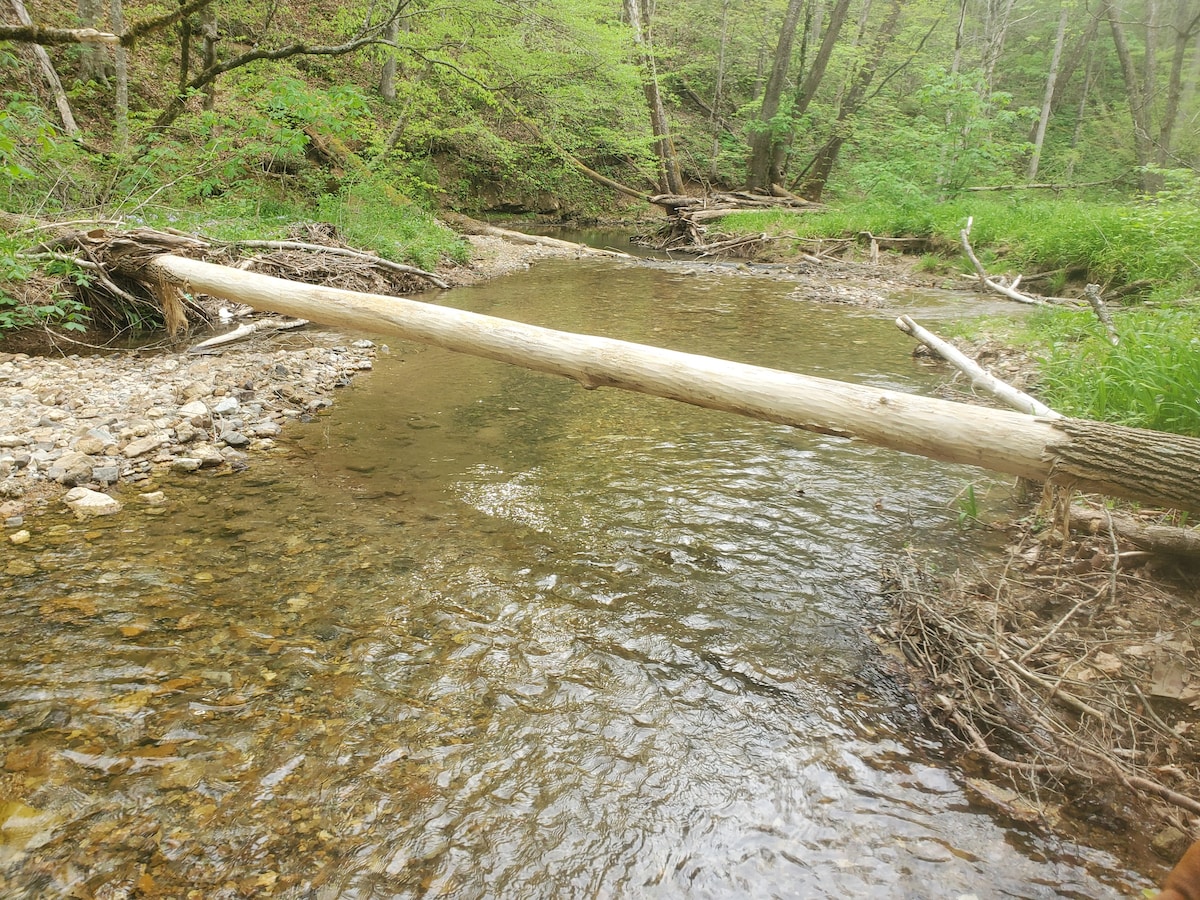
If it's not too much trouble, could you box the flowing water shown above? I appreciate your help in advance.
[1,257,1148,898]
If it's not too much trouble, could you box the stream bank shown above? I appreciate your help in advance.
[0,234,576,531]
[1,223,1192,891]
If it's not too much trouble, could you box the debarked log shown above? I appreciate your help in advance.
[146,254,1200,514]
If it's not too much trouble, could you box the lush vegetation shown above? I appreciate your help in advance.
[0,0,1197,433]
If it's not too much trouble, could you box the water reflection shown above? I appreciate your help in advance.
[1,258,1144,897]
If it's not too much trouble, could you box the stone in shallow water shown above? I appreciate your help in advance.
[62,487,122,518]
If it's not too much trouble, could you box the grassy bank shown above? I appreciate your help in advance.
[722,188,1200,437]
[724,188,1200,301]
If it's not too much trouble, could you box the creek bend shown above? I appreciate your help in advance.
[1,256,1145,897]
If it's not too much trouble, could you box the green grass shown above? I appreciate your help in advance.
[721,193,1200,299]
[1028,305,1200,437]
[732,188,1200,437]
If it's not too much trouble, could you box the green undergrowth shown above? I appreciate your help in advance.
[953,304,1200,437]
[723,186,1200,300]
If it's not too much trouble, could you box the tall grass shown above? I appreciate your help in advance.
[1029,306,1200,437]
[721,192,1200,298]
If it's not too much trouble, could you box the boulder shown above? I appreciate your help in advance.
[47,450,94,486]
[62,487,122,518]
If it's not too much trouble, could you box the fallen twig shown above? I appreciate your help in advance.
[1083,283,1120,345]
[1069,505,1200,558]
[231,240,451,289]
[187,317,308,354]
[959,217,1045,306]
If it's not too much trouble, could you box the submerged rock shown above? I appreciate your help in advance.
[62,487,122,518]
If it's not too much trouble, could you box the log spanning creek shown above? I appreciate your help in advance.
[1,252,1150,897]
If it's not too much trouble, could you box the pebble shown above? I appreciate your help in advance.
[0,335,377,523]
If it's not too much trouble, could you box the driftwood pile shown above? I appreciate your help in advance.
[635,190,821,257]
[881,523,1200,833]
[0,214,448,342]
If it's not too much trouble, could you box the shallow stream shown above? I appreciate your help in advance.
[0,256,1148,897]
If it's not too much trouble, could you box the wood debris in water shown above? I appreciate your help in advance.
[879,515,1200,839]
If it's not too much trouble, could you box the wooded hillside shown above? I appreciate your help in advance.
[2,0,1197,218]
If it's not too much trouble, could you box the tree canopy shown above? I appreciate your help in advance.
[0,0,1197,215]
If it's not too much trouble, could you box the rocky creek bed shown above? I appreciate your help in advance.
[0,233,575,540]
[1,227,1195,888]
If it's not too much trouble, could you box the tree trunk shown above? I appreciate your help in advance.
[746,0,805,193]
[775,0,853,185]
[708,0,731,182]
[77,0,109,82]
[199,2,217,110]
[379,14,399,102]
[177,0,191,90]
[1048,9,1101,117]
[9,0,80,136]
[110,0,128,150]
[624,0,683,195]
[1028,3,1069,181]
[980,0,1019,92]
[1107,1,1158,190]
[796,0,904,200]
[1158,3,1200,166]
[144,254,1200,515]
[1065,42,1096,178]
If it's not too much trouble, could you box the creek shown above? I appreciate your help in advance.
[0,254,1148,897]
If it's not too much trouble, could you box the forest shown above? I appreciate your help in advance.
[1,0,1199,434]
[5,3,1200,890]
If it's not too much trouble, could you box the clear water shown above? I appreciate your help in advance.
[0,257,1145,897]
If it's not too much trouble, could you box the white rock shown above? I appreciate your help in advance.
[179,400,209,418]
[62,487,122,518]
[123,435,167,458]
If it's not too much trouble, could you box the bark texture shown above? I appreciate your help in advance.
[144,254,1200,514]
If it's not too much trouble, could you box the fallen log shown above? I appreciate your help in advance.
[1069,506,1200,558]
[144,254,1200,514]
[960,217,1045,306]
[440,212,633,259]
[896,315,1058,418]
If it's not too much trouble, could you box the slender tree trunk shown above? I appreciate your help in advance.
[110,0,128,150]
[1049,9,1101,115]
[177,0,191,90]
[1182,26,1200,123]
[1028,3,1070,181]
[709,0,731,181]
[980,0,1019,92]
[746,0,805,192]
[774,0,853,185]
[77,0,109,82]
[9,0,80,135]
[936,0,968,193]
[379,15,399,102]
[797,0,904,200]
[1065,45,1095,179]
[1158,4,1200,166]
[1107,0,1158,190]
[625,0,683,195]
[199,2,217,111]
